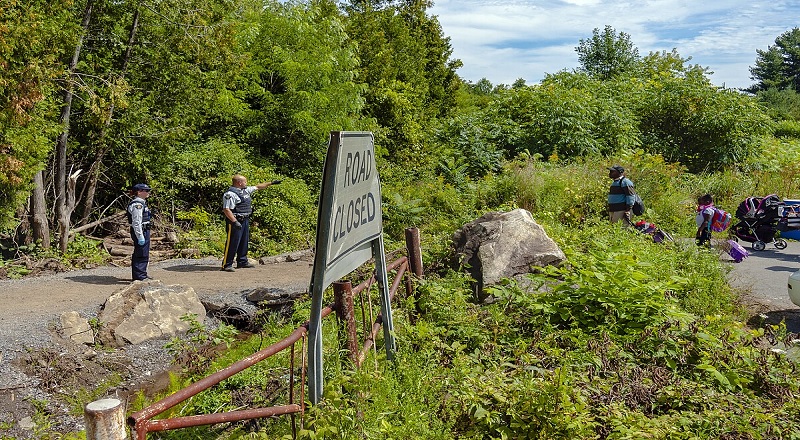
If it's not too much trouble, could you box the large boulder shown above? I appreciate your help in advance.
[453,208,565,298]
[97,280,206,347]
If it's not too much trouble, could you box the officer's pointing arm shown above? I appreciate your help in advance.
[254,180,281,190]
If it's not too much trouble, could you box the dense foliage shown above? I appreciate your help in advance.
[3,4,800,437]
[126,159,800,440]
[2,5,797,253]
[575,25,640,80]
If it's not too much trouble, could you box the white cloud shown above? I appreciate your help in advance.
[430,0,798,89]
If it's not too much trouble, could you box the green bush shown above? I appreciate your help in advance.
[773,119,800,139]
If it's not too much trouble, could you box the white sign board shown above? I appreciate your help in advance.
[322,133,382,288]
[308,131,394,404]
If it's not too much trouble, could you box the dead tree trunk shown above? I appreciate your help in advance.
[56,0,94,252]
[80,8,140,225]
[30,170,50,249]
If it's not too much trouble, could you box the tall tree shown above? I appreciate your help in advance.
[54,0,94,252]
[343,0,461,164]
[78,7,140,225]
[0,0,73,233]
[575,25,640,80]
[63,0,257,217]
[232,0,365,183]
[749,27,800,93]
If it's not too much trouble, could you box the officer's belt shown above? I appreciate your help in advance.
[130,222,151,230]
[234,214,250,219]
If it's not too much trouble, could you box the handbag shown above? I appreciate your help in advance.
[632,193,645,216]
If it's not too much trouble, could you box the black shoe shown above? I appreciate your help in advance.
[237,262,256,268]
[221,266,235,272]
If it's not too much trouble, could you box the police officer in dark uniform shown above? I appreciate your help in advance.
[221,175,281,272]
[127,183,153,281]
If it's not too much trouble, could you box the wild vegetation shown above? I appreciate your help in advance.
[3,0,800,438]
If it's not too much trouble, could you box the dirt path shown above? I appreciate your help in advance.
[0,255,314,344]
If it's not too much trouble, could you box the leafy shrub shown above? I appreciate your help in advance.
[773,119,800,138]
[164,314,238,377]
[174,207,224,256]
[250,177,317,255]
[58,234,109,268]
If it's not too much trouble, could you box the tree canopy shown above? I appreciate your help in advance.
[0,5,790,253]
[575,25,640,80]
[749,27,800,93]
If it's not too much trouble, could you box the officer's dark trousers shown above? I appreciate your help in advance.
[223,217,250,268]
[130,228,150,280]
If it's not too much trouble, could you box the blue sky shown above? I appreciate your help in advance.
[428,0,799,89]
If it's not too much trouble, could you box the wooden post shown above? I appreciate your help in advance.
[405,227,423,278]
[333,281,359,366]
[85,398,127,439]
[405,227,424,319]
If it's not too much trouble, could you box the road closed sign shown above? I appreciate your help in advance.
[315,131,383,289]
[308,131,394,404]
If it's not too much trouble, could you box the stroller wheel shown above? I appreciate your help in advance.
[775,239,788,250]
[752,241,766,251]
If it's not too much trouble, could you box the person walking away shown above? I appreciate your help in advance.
[221,175,282,272]
[127,183,153,281]
[696,194,715,246]
[607,165,635,226]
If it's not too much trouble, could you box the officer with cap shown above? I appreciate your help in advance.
[221,175,282,271]
[607,165,635,226]
[127,183,153,280]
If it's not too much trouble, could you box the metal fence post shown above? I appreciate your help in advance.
[405,227,423,278]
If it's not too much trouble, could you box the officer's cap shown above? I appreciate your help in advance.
[608,165,625,174]
[131,183,152,192]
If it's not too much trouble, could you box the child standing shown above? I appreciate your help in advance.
[696,194,715,246]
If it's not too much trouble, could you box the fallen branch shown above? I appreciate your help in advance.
[69,211,126,236]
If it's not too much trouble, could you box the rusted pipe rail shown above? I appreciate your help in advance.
[127,227,422,439]
[357,258,407,364]
[129,305,333,439]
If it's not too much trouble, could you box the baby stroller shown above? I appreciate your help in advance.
[776,201,800,233]
[729,194,787,251]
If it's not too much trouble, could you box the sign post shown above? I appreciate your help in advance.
[307,132,395,404]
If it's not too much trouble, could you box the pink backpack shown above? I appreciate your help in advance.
[700,204,732,232]
[710,207,732,232]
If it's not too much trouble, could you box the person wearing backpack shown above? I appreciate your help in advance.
[696,194,715,246]
[607,165,635,226]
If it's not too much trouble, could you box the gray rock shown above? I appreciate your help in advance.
[97,280,206,347]
[59,311,94,345]
[453,208,565,298]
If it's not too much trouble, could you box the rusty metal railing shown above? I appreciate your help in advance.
[127,228,423,439]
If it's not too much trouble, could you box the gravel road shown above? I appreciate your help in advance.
[725,239,800,332]
[0,256,313,350]
[0,255,313,436]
